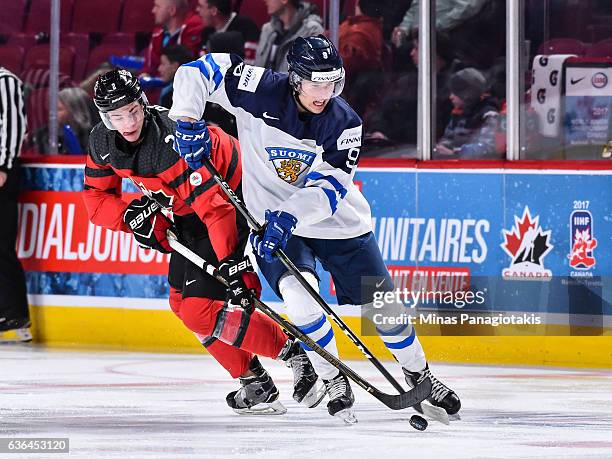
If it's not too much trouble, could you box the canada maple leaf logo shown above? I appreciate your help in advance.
[501,207,553,266]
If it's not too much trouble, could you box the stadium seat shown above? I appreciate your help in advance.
[537,38,585,56]
[25,87,49,135]
[72,0,122,34]
[239,0,271,29]
[102,32,136,47]
[24,0,73,33]
[121,0,155,33]
[586,38,612,58]
[24,45,76,77]
[85,44,135,77]
[0,45,25,75]
[0,0,26,35]
[7,34,37,51]
[63,33,90,80]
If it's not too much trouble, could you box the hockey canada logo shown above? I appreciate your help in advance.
[266,147,316,184]
[569,210,597,271]
[133,181,174,209]
[501,207,553,280]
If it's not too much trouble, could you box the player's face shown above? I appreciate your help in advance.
[108,101,145,142]
[297,80,335,114]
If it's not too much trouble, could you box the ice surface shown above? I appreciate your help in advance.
[1,347,611,458]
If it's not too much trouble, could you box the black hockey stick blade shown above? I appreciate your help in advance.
[371,377,432,410]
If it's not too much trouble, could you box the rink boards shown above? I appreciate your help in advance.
[17,158,612,368]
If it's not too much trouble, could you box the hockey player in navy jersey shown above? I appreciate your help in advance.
[169,35,460,422]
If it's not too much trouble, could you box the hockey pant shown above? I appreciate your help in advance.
[169,288,288,378]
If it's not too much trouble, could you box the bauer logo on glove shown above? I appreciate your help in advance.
[123,196,174,253]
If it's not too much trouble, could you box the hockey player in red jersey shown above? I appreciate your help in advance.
[83,69,324,414]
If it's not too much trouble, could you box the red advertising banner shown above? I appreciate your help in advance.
[17,191,170,275]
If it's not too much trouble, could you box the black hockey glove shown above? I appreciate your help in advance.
[123,196,173,253]
[217,256,262,313]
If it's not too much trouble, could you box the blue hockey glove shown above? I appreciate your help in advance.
[173,119,212,170]
[250,210,298,263]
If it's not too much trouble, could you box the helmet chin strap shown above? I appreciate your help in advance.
[293,91,309,113]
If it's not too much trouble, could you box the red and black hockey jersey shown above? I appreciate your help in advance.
[83,106,242,262]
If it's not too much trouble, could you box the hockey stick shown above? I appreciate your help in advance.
[166,230,431,411]
[199,157,409,393]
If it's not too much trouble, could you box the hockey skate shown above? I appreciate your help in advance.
[323,372,357,424]
[278,340,326,408]
[404,363,461,417]
[226,357,287,415]
[0,318,32,344]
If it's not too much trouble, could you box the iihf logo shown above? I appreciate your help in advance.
[501,206,553,280]
[569,210,597,271]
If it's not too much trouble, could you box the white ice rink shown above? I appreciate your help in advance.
[1,347,611,459]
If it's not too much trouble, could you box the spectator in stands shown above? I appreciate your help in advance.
[408,30,460,139]
[362,72,418,152]
[435,67,501,159]
[0,67,30,343]
[144,0,204,75]
[391,0,504,69]
[255,0,324,73]
[197,0,260,64]
[33,87,99,154]
[158,45,194,108]
[338,0,385,85]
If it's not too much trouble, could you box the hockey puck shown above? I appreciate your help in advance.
[409,414,428,431]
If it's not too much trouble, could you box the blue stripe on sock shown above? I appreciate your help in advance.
[298,315,327,335]
[301,327,334,352]
[383,327,416,350]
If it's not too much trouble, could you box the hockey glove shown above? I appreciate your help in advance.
[173,119,212,170]
[218,256,262,313]
[123,196,173,253]
[250,210,298,263]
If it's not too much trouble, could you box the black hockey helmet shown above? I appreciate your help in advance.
[94,69,149,130]
[287,35,345,98]
[94,69,147,113]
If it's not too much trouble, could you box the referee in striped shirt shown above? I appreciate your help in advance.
[0,67,30,342]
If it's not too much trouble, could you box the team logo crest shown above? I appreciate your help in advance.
[501,206,554,280]
[266,147,316,184]
[133,180,174,209]
[569,210,597,270]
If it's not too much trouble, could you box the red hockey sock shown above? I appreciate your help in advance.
[238,310,288,360]
[204,338,253,378]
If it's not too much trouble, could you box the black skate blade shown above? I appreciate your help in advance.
[232,400,287,416]
[373,376,432,410]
